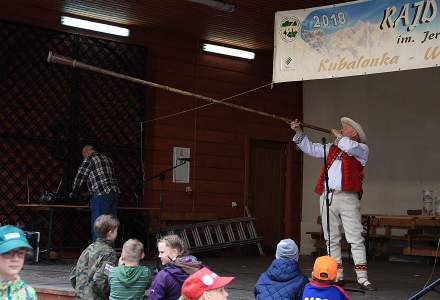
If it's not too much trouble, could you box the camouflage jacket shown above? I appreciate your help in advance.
[0,276,36,300]
[70,238,117,300]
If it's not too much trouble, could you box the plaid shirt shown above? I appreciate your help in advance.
[72,152,120,196]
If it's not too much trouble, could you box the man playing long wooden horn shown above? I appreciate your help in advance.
[291,117,376,291]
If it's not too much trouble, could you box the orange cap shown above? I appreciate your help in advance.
[312,256,337,281]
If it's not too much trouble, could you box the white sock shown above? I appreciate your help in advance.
[356,270,368,284]
[337,269,344,281]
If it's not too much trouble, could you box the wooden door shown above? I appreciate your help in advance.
[249,140,287,253]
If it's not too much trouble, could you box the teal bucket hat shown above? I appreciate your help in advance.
[0,225,32,254]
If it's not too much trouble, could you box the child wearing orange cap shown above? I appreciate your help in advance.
[179,267,234,300]
[302,256,349,300]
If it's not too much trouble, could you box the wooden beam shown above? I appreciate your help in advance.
[403,247,439,257]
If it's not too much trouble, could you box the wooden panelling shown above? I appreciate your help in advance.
[195,155,244,170]
[146,191,244,209]
[146,175,244,194]
[197,53,256,73]
[146,137,195,151]
[151,124,195,140]
[194,167,244,183]
[145,166,243,185]
[152,58,197,76]
[196,129,243,144]
[197,65,264,84]
[195,180,243,195]
[0,2,306,239]
[196,141,244,157]
[197,191,242,202]
[152,72,197,91]
[145,44,301,227]
[0,1,352,51]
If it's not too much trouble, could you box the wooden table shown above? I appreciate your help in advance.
[365,214,440,257]
[16,203,159,260]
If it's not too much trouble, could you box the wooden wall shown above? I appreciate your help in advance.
[140,31,303,232]
[0,7,303,240]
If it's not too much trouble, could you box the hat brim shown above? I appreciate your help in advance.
[312,271,336,281]
[0,240,32,254]
[209,276,234,291]
[340,117,367,143]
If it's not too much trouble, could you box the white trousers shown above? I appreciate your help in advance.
[320,191,368,282]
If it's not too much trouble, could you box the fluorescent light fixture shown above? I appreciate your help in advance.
[202,43,255,60]
[187,0,235,12]
[61,16,130,37]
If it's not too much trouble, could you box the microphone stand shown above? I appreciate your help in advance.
[144,160,188,233]
[322,137,331,257]
[143,159,189,272]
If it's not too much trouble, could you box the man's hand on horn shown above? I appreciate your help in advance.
[331,129,343,139]
[290,119,303,133]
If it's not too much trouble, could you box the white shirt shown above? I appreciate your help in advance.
[293,133,369,191]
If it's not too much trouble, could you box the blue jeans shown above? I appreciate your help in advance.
[90,191,119,241]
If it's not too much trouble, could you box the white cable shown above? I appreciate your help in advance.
[142,82,273,124]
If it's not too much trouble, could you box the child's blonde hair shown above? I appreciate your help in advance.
[122,239,144,263]
[94,214,119,239]
[179,287,226,300]
[158,234,187,255]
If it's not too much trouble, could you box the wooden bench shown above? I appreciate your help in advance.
[35,287,75,300]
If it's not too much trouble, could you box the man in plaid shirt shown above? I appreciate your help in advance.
[72,145,121,241]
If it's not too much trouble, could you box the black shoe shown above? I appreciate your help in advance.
[358,281,377,291]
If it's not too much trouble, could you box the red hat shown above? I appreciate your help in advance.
[181,267,234,300]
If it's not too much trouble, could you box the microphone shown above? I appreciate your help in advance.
[178,157,192,162]
[322,137,326,144]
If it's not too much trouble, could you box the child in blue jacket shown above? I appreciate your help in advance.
[255,239,309,300]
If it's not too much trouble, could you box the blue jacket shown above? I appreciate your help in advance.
[255,259,309,300]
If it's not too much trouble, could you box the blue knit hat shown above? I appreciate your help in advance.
[0,225,32,254]
[276,239,299,261]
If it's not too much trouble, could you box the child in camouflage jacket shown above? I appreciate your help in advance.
[70,214,119,300]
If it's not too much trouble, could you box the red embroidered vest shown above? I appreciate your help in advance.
[314,144,364,195]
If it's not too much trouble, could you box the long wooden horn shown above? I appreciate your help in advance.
[47,51,330,134]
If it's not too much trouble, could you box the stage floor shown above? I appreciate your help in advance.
[21,254,439,299]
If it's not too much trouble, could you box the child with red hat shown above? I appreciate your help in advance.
[302,256,349,300]
[179,267,234,300]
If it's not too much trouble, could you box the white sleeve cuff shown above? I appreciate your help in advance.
[293,132,306,144]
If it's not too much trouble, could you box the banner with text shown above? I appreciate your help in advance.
[273,0,440,82]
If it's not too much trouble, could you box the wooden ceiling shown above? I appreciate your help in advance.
[1,0,351,50]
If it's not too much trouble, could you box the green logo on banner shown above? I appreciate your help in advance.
[280,16,301,42]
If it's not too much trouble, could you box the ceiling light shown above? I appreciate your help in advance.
[61,16,130,37]
[202,43,255,60]
[187,0,235,12]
